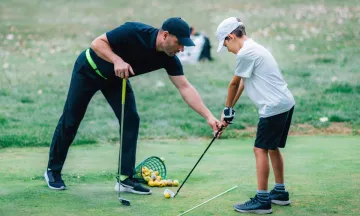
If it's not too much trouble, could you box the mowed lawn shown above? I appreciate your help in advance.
[1,136,359,216]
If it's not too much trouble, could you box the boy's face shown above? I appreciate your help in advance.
[223,34,241,54]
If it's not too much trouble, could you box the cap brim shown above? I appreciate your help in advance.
[217,39,225,52]
[178,37,195,46]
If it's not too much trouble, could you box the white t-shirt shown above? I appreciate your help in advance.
[235,38,295,118]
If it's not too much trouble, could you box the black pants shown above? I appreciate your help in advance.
[199,36,213,61]
[47,51,139,176]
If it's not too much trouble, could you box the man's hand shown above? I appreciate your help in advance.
[206,116,222,137]
[91,33,134,79]
[114,60,135,79]
[223,107,235,124]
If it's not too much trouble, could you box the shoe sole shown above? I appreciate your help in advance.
[271,200,291,205]
[234,208,272,214]
[44,171,66,190]
[115,183,152,195]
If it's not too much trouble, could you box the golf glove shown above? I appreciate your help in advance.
[223,107,235,124]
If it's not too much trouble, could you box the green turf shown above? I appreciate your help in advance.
[0,136,359,215]
[1,0,360,148]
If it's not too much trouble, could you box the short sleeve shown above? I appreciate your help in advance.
[106,22,133,50]
[235,51,255,78]
[164,56,184,76]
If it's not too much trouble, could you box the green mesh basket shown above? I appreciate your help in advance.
[133,156,166,183]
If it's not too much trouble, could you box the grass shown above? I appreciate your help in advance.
[1,0,360,148]
[0,136,359,216]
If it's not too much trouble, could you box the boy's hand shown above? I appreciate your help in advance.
[223,107,235,124]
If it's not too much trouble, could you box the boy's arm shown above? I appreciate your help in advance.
[222,75,242,125]
[225,75,242,107]
[231,78,244,107]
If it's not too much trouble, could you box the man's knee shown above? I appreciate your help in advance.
[124,112,140,126]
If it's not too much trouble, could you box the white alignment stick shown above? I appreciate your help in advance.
[178,185,238,216]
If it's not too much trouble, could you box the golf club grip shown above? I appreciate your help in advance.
[214,125,224,138]
[174,126,223,197]
[121,79,126,104]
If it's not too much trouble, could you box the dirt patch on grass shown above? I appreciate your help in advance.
[290,123,356,135]
[234,123,359,136]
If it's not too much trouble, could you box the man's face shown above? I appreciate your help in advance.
[163,32,184,57]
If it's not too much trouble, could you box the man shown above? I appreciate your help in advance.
[217,17,295,214]
[44,17,221,195]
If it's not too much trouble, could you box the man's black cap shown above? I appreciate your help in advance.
[162,17,195,46]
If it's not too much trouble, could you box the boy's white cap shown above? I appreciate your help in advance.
[216,17,243,52]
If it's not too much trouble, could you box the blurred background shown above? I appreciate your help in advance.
[1,0,360,148]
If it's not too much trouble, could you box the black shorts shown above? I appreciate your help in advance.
[255,106,294,150]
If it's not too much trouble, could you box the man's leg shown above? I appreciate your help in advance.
[101,79,151,195]
[46,58,99,189]
[101,79,139,176]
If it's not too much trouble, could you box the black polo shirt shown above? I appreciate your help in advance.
[88,22,183,79]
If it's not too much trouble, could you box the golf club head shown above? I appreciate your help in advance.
[119,198,131,206]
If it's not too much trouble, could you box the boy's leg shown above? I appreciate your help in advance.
[234,107,294,213]
[234,118,274,214]
[254,147,270,191]
[269,107,294,205]
[269,149,290,205]
[269,148,284,184]
[46,55,99,189]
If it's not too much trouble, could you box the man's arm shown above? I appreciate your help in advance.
[91,34,134,78]
[168,75,220,132]
[91,34,122,63]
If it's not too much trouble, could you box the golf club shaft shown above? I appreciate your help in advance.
[178,185,238,216]
[174,126,223,197]
[117,79,127,201]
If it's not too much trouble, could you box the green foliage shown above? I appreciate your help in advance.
[325,83,354,94]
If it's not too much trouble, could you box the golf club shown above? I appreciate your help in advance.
[174,125,224,198]
[117,78,131,206]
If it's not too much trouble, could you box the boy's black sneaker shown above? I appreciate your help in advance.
[269,189,291,205]
[234,195,272,214]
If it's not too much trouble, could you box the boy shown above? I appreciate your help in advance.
[216,17,295,214]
